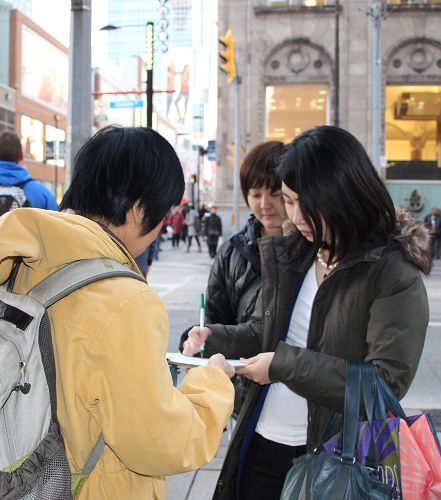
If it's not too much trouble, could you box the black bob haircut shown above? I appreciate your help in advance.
[60,126,184,235]
[278,125,396,265]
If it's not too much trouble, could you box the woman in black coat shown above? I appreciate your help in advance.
[203,141,287,415]
[183,126,431,500]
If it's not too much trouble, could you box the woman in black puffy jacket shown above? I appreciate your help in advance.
[204,141,288,415]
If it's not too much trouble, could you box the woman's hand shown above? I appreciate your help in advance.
[236,352,275,385]
[207,353,235,378]
[182,326,212,356]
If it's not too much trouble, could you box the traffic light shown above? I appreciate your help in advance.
[218,29,236,83]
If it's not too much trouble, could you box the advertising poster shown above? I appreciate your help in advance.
[21,25,69,114]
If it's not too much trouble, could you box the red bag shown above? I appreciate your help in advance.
[378,376,441,499]
[400,413,441,499]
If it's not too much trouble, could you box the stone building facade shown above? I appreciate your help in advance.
[216,0,441,220]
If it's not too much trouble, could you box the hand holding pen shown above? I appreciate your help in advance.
[182,325,212,357]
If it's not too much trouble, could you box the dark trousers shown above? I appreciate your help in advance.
[208,243,218,258]
[187,235,201,249]
[240,432,306,500]
[432,236,441,259]
[172,234,180,247]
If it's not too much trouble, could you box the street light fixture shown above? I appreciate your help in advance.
[99,22,154,128]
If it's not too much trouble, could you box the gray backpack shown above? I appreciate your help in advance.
[0,180,32,216]
[0,258,144,499]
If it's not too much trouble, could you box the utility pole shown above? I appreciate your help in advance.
[233,60,242,232]
[334,0,340,127]
[218,28,240,231]
[368,0,385,174]
[68,0,92,183]
[99,22,155,128]
[145,22,154,128]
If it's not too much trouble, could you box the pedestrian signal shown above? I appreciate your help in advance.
[218,29,236,83]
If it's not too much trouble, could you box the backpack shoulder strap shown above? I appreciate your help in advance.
[82,434,105,475]
[14,178,33,189]
[27,258,145,308]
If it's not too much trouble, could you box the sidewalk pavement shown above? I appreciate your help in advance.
[148,242,441,500]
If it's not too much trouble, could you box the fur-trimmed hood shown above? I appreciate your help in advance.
[280,208,432,274]
[394,207,431,275]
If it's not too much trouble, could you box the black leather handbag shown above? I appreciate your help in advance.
[280,362,394,500]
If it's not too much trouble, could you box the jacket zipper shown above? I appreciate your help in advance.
[0,331,27,463]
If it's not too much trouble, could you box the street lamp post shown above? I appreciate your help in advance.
[145,22,154,128]
[100,22,155,128]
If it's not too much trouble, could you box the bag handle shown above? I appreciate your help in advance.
[376,375,406,420]
[360,363,382,468]
[340,362,362,463]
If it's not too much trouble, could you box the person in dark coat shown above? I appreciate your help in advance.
[424,207,441,259]
[183,126,431,500]
[204,206,223,258]
[204,141,287,416]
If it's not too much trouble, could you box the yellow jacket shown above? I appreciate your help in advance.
[0,208,234,499]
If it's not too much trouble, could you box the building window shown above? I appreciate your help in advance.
[385,85,441,180]
[387,0,441,4]
[45,125,66,168]
[265,84,328,143]
[303,0,328,5]
[0,108,15,133]
[21,115,44,162]
[266,0,333,5]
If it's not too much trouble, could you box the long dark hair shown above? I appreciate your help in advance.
[278,126,396,265]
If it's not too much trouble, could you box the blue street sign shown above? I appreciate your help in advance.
[207,140,216,161]
[109,100,144,109]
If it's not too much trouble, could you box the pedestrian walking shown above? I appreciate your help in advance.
[183,126,431,500]
[204,206,223,258]
[169,206,185,248]
[185,204,202,252]
[0,125,235,499]
[0,131,58,212]
[424,207,441,260]
[180,203,190,244]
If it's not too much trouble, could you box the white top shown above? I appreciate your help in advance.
[255,264,318,446]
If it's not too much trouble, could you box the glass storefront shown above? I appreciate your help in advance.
[265,84,328,143]
[45,124,66,168]
[388,1,441,5]
[385,85,441,180]
[265,0,333,6]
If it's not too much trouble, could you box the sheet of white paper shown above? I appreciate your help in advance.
[166,352,245,369]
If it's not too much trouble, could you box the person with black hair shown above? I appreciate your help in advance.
[200,141,287,416]
[183,126,431,500]
[0,125,234,499]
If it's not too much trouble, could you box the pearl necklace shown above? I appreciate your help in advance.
[316,247,338,271]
